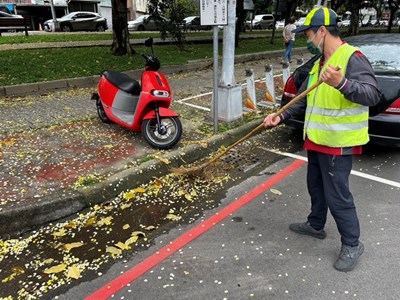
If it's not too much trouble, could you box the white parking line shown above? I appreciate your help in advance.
[175,73,283,110]
[176,91,212,103]
[262,147,400,188]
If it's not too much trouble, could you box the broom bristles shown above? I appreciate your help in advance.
[171,165,205,176]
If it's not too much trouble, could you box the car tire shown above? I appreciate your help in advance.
[138,25,145,31]
[61,24,72,32]
[96,24,106,32]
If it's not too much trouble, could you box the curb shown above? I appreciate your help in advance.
[0,119,263,238]
[0,47,307,98]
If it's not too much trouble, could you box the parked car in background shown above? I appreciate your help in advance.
[341,19,350,26]
[0,4,13,14]
[183,16,211,31]
[275,20,285,29]
[341,19,362,27]
[128,15,168,31]
[0,10,26,33]
[246,14,274,29]
[0,11,22,18]
[361,15,378,27]
[280,34,400,147]
[295,17,306,27]
[44,11,107,32]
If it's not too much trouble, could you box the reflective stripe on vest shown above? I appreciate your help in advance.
[304,44,369,147]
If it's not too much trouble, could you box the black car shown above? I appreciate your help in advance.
[280,33,400,147]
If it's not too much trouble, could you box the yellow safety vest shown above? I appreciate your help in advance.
[304,44,369,147]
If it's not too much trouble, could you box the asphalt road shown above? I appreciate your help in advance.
[58,130,400,300]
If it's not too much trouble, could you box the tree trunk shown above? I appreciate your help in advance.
[330,0,347,13]
[386,0,399,33]
[347,0,361,36]
[111,0,134,56]
[235,0,245,47]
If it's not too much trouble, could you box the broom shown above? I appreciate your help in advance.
[172,76,326,177]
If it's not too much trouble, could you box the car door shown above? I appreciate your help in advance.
[192,16,201,30]
[73,13,96,31]
[145,16,157,31]
[261,15,273,29]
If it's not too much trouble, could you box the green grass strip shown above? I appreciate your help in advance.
[0,36,307,86]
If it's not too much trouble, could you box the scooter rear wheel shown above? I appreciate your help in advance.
[96,98,112,124]
[141,116,182,150]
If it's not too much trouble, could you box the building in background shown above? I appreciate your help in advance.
[98,0,148,30]
[0,0,101,30]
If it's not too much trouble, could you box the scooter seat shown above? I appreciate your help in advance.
[102,70,141,95]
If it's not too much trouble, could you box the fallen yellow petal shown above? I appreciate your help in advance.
[67,265,81,279]
[106,246,122,256]
[64,242,85,252]
[44,263,67,274]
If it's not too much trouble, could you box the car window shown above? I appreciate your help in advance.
[135,16,147,22]
[80,13,95,19]
[63,13,75,19]
[0,6,11,14]
[355,43,400,72]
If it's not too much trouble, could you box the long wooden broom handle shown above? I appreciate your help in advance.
[206,65,343,165]
[206,78,325,165]
[272,65,342,120]
[271,78,323,120]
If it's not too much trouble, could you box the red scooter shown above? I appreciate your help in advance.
[92,38,182,150]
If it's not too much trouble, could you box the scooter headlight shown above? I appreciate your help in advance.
[151,90,170,98]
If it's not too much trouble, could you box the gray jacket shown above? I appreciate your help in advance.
[282,52,382,120]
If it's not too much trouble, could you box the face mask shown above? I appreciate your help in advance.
[307,39,321,55]
[306,29,323,55]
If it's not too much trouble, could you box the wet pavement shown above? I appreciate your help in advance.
[1,40,399,299]
[0,47,312,237]
[0,123,303,299]
[59,137,400,300]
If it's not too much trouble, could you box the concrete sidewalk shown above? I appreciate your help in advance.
[0,45,310,238]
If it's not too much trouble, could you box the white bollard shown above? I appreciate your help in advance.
[258,64,276,107]
[244,68,257,111]
[282,62,291,86]
[297,57,304,66]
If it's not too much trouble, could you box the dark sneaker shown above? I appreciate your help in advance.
[334,242,364,272]
[289,222,327,239]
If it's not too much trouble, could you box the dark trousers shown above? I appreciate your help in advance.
[306,150,360,246]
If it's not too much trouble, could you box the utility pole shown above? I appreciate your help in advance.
[217,0,243,123]
[49,0,60,31]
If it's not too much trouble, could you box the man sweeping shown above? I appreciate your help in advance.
[263,7,381,272]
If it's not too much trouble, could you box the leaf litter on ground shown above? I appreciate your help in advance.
[0,170,233,299]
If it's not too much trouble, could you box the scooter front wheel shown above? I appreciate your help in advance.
[141,117,182,150]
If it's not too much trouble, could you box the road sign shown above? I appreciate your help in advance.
[200,0,228,26]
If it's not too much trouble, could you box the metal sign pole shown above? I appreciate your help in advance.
[213,26,219,133]
[200,0,227,132]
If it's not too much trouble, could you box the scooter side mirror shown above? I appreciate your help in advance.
[144,37,153,48]
[144,37,154,55]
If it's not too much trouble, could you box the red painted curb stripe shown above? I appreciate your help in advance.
[85,159,305,300]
